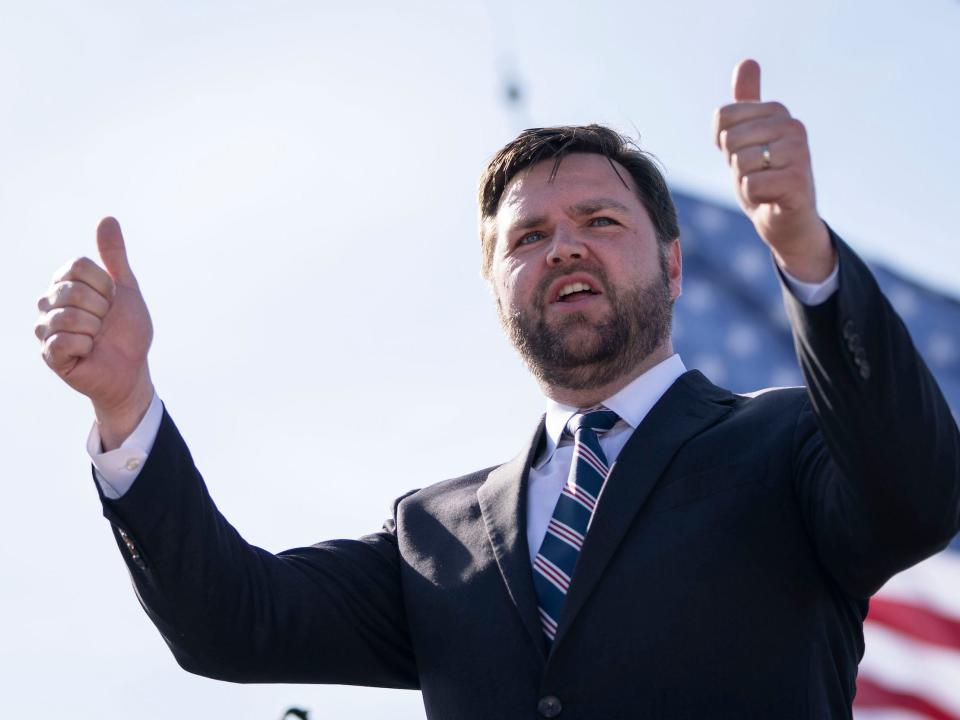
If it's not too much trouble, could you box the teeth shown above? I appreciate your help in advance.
[558,282,593,298]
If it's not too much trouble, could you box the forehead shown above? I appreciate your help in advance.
[495,153,643,227]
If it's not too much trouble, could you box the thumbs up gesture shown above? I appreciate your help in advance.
[35,217,155,447]
[713,59,835,282]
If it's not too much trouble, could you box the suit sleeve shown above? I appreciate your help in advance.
[96,409,420,688]
[783,227,960,598]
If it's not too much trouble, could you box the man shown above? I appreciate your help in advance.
[35,60,960,718]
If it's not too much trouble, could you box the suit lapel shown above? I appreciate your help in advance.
[477,419,548,661]
[551,370,737,650]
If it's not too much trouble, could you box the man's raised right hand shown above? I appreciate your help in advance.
[35,217,155,450]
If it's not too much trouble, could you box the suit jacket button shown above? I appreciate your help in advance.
[842,320,856,340]
[117,528,143,563]
[538,695,562,718]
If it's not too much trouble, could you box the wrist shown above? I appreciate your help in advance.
[772,220,835,283]
[93,370,155,451]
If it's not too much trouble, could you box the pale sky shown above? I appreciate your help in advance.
[3,2,958,718]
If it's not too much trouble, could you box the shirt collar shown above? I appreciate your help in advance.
[536,354,687,469]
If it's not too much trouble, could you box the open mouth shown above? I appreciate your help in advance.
[557,283,598,302]
[550,277,602,304]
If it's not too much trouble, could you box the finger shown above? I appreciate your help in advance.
[740,167,809,206]
[42,332,94,372]
[97,217,137,285]
[728,135,808,180]
[713,101,790,148]
[37,280,111,317]
[35,306,103,342]
[730,142,777,177]
[732,58,761,102]
[52,256,115,300]
[720,115,803,159]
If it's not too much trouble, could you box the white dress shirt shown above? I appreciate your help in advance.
[88,262,840,510]
[526,354,686,562]
[87,391,165,499]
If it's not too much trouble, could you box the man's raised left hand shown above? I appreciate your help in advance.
[713,59,835,282]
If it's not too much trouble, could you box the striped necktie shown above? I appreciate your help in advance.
[533,406,620,644]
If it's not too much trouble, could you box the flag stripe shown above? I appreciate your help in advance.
[873,552,960,622]
[859,623,960,716]
[862,553,960,715]
[868,597,960,653]
[856,677,959,720]
[855,710,930,720]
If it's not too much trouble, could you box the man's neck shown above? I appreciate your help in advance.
[540,342,675,409]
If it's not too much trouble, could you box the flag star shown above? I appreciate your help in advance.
[693,204,731,235]
[684,280,715,315]
[725,324,760,358]
[733,246,767,282]
[927,332,958,367]
[672,318,685,341]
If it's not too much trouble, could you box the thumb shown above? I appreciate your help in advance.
[96,216,137,285]
[732,58,761,102]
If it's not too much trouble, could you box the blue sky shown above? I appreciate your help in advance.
[3,2,958,718]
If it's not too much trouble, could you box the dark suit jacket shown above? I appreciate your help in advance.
[96,233,960,719]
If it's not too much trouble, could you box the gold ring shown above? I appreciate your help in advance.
[760,144,772,169]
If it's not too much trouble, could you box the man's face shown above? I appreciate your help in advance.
[489,153,682,391]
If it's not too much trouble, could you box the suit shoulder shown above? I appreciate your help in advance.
[735,385,808,406]
[394,464,500,511]
[386,464,506,540]
[727,385,810,427]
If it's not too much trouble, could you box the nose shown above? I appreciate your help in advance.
[546,226,588,266]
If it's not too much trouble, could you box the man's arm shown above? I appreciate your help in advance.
[35,218,418,686]
[714,60,960,596]
[783,231,960,596]
[99,405,418,685]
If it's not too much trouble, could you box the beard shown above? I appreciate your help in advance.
[498,256,673,391]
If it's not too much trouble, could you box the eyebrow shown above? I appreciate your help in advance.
[510,198,632,232]
[569,198,632,216]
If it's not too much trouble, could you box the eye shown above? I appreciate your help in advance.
[516,230,545,246]
[589,216,617,227]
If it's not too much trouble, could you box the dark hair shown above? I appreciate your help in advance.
[477,124,679,279]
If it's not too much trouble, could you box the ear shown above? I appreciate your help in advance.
[667,238,682,300]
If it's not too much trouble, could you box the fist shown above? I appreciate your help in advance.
[713,59,833,281]
[35,217,154,418]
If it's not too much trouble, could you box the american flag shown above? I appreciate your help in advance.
[673,192,960,719]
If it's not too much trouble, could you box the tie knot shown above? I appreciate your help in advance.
[566,406,620,437]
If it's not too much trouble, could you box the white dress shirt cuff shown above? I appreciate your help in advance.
[779,257,840,306]
[87,392,164,499]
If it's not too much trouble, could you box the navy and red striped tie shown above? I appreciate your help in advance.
[533,407,620,644]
